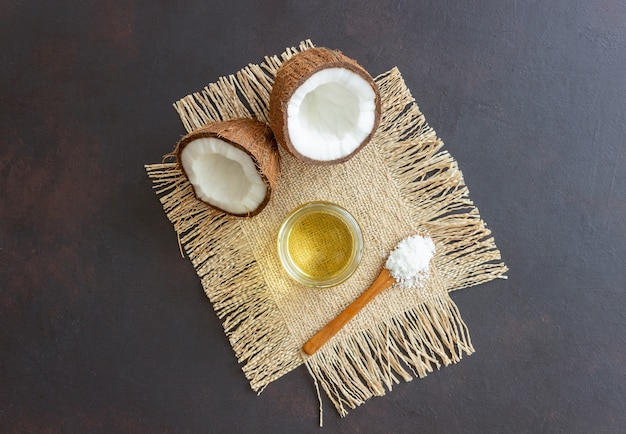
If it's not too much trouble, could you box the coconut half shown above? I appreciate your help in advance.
[269,47,381,165]
[175,118,280,217]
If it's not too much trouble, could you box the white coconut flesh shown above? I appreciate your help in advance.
[286,67,378,161]
[180,137,267,215]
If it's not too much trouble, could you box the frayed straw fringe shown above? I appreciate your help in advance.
[372,69,508,292]
[305,292,473,416]
[173,40,315,133]
[145,39,507,416]
[146,41,316,393]
[145,162,302,390]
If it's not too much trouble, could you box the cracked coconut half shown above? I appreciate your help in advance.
[175,118,280,217]
[270,47,381,165]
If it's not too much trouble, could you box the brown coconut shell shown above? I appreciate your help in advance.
[269,47,381,165]
[175,118,280,217]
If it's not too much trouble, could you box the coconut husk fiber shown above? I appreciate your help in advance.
[145,40,508,419]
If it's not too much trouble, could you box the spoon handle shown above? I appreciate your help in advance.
[302,268,396,356]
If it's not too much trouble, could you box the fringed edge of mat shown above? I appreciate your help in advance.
[144,162,302,391]
[145,41,320,392]
[306,291,473,417]
[172,40,315,133]
[373,68,509,291]
[300,68,508,417]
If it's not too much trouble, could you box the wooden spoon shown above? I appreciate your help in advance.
[302,268,397,356]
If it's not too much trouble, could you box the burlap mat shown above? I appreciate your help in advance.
[145,40,507,417]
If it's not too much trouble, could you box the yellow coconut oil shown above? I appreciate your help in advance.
[278,202,363,287]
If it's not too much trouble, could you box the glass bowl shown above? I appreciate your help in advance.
[277,201,363,288]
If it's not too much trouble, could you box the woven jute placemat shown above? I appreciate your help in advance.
[145,40,507,417]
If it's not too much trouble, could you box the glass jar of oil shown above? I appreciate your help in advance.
[277,201,363,287]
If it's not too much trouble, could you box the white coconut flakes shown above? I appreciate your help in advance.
[385,235,436,288]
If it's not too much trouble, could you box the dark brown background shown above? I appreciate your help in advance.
[2,1,625,432]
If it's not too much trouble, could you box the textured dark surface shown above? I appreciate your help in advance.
[2,1,625,432]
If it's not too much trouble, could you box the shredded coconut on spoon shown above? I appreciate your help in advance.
[385,234,436,287]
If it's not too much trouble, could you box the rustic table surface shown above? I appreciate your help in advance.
[2,1,625,432]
